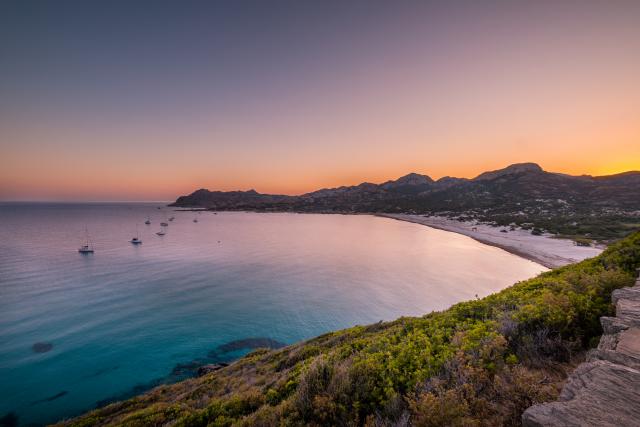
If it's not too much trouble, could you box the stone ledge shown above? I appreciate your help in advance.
[522,274,640,427]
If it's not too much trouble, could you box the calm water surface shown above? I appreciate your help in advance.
[0,203,546,425]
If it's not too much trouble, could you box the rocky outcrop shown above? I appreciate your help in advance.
[196,363,228,376]
[522,271,640,427]
[31,342,53,353]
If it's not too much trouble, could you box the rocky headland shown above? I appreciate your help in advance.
[171,163,640,242]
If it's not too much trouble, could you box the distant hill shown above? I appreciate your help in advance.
[171,163,640,240]
[172,189,294,210]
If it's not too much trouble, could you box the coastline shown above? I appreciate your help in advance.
[378,213,603,268]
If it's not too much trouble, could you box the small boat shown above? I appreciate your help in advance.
[78,244,94,254]
[169,216,175,221]
[193,218,198,223]
[144,217,151,225]
[160,221,169,227]
[78,228,94,254]
[156,230,166,236]
[130,226,142,244]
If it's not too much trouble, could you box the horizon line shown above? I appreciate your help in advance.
[2,163,639,203]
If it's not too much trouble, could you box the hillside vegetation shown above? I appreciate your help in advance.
[61,232,640,427]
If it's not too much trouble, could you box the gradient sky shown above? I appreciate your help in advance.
[1,0,639,201]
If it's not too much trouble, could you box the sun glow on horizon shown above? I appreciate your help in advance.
[1,1,639,201]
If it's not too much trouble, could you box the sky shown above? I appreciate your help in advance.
[1,0,639,201]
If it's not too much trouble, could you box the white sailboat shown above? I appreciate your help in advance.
[144,217,151,225]
[130,225,142,244]
[78,227,94,254]
[156,225,166,236]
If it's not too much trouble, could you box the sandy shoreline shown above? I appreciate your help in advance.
[378,214,603,269]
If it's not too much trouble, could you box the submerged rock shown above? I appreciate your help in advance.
[83,366,119,379]
[197,363,228,376]
[95,339,284,410]
[171,361,201,376]
[31,342,53,353]
[30,391,68,405]
[0,412,18,427]
[215,337,286,354]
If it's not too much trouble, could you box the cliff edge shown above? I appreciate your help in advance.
[522,270,640,426]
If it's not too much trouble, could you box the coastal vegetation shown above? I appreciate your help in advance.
[60,231,640,426]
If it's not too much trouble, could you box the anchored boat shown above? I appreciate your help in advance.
[78,227,94,254]
[130,225,142,244]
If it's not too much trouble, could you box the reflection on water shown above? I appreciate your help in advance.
[0,203,546,425]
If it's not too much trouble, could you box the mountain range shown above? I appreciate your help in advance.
[171,163,640,240]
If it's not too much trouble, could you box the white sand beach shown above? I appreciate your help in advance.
[379,214,604,269]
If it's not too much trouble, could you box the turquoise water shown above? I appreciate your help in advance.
[0,203,546,426]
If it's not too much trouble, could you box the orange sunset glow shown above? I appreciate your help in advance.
[1,1,639,201]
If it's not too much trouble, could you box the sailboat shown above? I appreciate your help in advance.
[156,225,166,236]
[130,225,142,244]
[145,217,151,225]
[193,217,198,223]
[168,216,175,222]
[160,215,169,227]
[78,227,94,254]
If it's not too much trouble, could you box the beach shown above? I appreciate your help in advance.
[379,214,603,268]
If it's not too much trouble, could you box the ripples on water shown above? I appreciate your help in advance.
[0,203,546,425]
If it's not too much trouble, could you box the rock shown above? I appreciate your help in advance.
[30,391,68,405]
[523,361,640,427]
[589,348,640,371]
[170,361,203,378]
[31,342,53,353]
[196,363,227,376]
[0,412,18,427]
[215,337,285,354]
[612,286,640,304]
[600,316,629,335]
[615,298,640,326]
[523,277,640,426]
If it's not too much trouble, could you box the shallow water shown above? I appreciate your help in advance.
[0,203,546,425]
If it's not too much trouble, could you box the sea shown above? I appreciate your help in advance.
[0,203,546,425]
